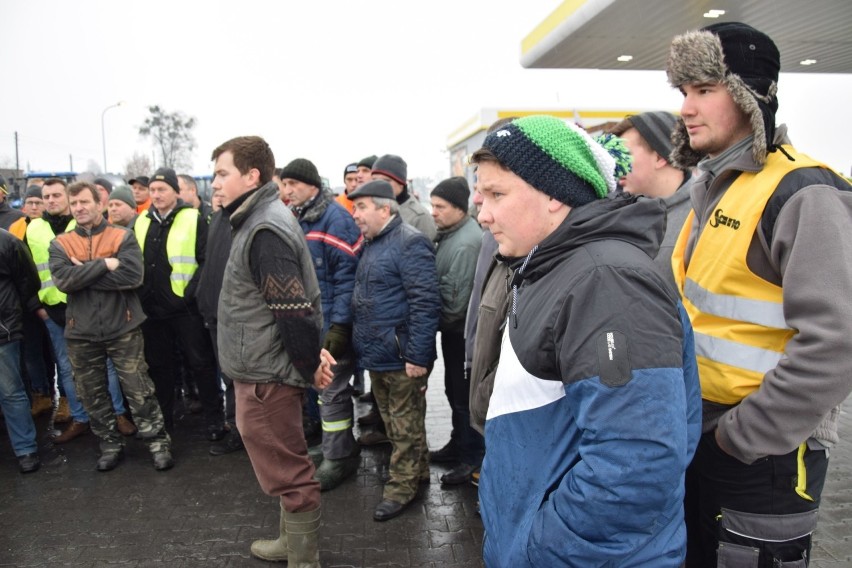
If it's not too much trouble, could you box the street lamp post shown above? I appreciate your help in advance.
[101,101,124,174]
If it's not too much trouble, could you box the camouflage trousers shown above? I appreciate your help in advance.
[370,369,429,504]
[66,328,170,455]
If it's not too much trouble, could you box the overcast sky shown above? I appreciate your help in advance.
[2,0,850,183]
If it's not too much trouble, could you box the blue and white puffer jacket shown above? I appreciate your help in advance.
[480,194,702,567]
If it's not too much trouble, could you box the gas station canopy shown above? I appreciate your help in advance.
[521,0,852,74]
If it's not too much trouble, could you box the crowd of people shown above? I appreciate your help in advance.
[1,21,851,567]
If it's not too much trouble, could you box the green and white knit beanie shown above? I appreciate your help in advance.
[481,115,620,207]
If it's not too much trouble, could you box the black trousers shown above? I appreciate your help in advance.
[141,314,224,432]
[685,431,828,568]
[441,330,484,466]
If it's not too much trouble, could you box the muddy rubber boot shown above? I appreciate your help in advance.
[250,504,288,562]
[285,507,321,567]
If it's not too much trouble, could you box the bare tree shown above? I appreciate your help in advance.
[138,105,197,171]
[125,152,153,179]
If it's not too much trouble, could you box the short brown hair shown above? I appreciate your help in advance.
[43,177,68,189]
[211,136,275,186]
[67,181,99,203]
[470,146,508,170]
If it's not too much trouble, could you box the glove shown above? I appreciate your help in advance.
[323,324,351,359]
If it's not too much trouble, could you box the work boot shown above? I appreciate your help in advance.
[314,449,360,492]
[52,420,90,444]
[54,396,71,424]
[357,408,380,426]
[358,430,390,446]
[96,449,124,472]
[116,415,137,436]
[209,430,245,456]
[428,440,459,464]
[250,504,288,562]
[285,507,321,567]
[30,393,53,417]
[152,450,175,471]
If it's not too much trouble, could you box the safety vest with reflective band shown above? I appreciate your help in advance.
[672,146,828,405]
[134,208,199,297]
[26,217,76,305]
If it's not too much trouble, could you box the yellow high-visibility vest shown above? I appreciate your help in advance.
[672,146,831,404]
[134,208,199,297]
[26,217,76,305]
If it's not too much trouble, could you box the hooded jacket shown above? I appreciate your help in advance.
[480,194,702,567]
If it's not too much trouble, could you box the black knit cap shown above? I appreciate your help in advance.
[344,163,358,178]
[25,185,43,200]
[372,154,407,186]
[151,167,179,193]
[93,177,114,192]
[347,179,394,201]
[357,155,377,169]
[280,158,322,188]
[626,111,678,165]
[431,176,470,211]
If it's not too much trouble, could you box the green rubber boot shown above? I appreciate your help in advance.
[285,507,321,567]
[250,504,287,562]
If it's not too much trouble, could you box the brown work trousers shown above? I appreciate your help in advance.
[234,381,320,513]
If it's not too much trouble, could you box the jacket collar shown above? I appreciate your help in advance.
[229,183,280,230]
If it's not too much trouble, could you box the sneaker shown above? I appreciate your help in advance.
[358,430,390,446]
[54,397,71,424]
[429,441,459,464]
[30,393,53,418]
[116,415,137,436]
[52,420,90,444]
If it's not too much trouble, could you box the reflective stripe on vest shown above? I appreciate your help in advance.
[26,217,76,305]
[134,208,199,297]
[672,146,828,404]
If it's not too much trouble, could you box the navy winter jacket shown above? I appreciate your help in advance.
[351,215,440,371]
[297,190,362,335]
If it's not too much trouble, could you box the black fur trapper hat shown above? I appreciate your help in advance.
[666,22,780,168]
